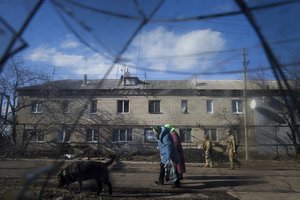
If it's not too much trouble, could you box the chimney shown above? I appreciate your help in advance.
[190,75,197,87]
[124,68,131,77]
[82,74,87,86]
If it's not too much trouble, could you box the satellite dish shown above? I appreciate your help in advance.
[250,99,256,109]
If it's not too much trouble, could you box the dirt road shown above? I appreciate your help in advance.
[1,159,300,199]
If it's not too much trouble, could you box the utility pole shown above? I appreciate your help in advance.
[243,48,249,161]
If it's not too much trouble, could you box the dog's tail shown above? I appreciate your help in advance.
[105,155,116,167]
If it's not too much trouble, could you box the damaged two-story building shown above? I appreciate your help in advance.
[16,74,295,159]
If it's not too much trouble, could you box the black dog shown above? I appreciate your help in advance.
[57,156,115,195]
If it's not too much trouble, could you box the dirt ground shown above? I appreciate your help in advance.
[2,148,298,199]
[0,149,236,200]
[0,183,239,200]
[1,176,244,200]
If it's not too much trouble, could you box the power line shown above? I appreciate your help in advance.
[65,0,142,20]
[150,0,300,23]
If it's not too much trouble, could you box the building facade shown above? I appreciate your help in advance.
[16,75,294,159]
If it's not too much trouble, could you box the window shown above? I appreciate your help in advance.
[57,128,70,143]
[24,129,44,142]
[232,100,243,114]
[90,100,97,114]
[144,128,157,143]
[179,128,192,142]
[206,100,213,114]
[30,100,43,113]
[124,77,137,86]
[181,100,188,113]
[149,100,160,113]
[204,129,217,141]
[113,129,132,142]
[117,100,129,113]
[61,100,69,113]
[86,128,99,142]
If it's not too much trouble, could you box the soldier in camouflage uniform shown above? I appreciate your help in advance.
[226,129,241,170]
[203,134,214,168]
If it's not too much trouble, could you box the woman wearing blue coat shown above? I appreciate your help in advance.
[153,126,181,188]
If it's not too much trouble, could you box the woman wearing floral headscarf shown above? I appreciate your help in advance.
[165,124,186,179]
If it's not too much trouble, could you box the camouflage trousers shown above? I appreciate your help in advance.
[228,152,241,170]
[204,152,214,168]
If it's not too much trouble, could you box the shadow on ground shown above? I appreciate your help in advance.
[0,183,240,200]
[182,175,266,190]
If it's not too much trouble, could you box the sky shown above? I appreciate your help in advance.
[2,0,292,81]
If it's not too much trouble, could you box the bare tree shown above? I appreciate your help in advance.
[282,66,300,155]
[0,58,49,154]
[249,66,300,156]
[215,107,243,149]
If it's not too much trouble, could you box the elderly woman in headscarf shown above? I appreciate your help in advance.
[165,124,186,179]
[153,125,181,188]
